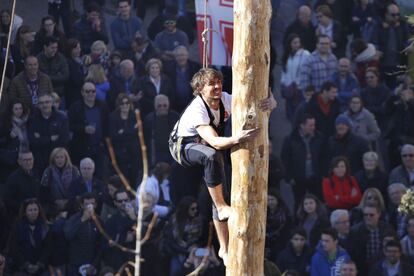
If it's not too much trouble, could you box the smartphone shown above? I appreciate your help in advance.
[195,248,209,257]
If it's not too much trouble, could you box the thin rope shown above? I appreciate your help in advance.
[202,0,208,68]
[0,0,17,104]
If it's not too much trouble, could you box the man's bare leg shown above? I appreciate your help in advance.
[213,220,229,266]
[207,184,231,220]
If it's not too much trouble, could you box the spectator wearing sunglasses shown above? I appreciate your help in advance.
[68,81,109,178]
[389,144,414,187]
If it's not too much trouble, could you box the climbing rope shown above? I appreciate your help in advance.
[201,0,217,68]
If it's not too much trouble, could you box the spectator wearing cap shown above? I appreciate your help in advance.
[164,45,201,112]
[389,144,414,187]
[154,14,189,61]
[330,58,359,111]
[129,36,159,78]
[322,156,362,210]
[110,0,143,55]
[8,56,53,109]
[327,114,369,173]
[73,2,109,55]
[305,81,340,137]
[37,37,69,105]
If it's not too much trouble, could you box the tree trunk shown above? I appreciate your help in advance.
[227,0,272,275]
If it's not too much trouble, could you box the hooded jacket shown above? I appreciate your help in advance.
[310,244,350,276]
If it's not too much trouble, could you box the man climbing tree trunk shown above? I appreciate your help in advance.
[227,0,272,275]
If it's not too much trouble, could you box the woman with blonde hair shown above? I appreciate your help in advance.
[85,40,110,72]
[350,187,386,226]
[85,64,110,101]
[139,57,172,117]
[40,147,80,214]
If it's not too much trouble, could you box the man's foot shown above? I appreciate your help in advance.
[217,205,232,221]
[218,248,228,266]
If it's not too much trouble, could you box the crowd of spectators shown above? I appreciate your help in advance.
[0,0,413,275]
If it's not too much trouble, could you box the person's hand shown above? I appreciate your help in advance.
[259,90,277,112]
[118,128,124,134]
[124,202,136,219]
[335,195,340,201]
[130,91,143,102]
[85,125,96,134]
[367,17,372,22]
[351,188,358,197]
[34,132,40,138]
[51,135,59,141]
[236,128,260,143]
[92,18,101,31]
[126,230,135,242]
[331,42,337,49]
[82,203,94,221]
[352,16,360,22]
[0,255,5,273]
[401,39,414,55]
[10,129,17,138]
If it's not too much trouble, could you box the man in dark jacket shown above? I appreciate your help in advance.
[348,204,394,275]
[306,81,341,137]
[327,114,369,173]
[3,151,41,220]
[370,2,410,88]
[8,56,53,108]
[72,2,109,54]
[36,37,69,100]
[68,158,105,214]
[102,189,136,270]
[143,94,179,166]
[281,113,327,201]
[68,82,109,177]
[27,94,69,173]
[283,5,317,52]
[64,193,102,275]
[163,45,201,112]
[369,240,414,276]
[276,228,312,275]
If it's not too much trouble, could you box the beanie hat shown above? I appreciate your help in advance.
[335,114,352,128]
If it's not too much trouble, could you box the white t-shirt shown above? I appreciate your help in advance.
[175,92,232,137]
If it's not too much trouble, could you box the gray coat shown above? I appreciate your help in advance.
[389,165,412,186]
[342,108,381,145]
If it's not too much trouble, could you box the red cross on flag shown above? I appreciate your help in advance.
[195,0,234,66]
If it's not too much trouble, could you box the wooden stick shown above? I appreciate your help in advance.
[0,0,17,103]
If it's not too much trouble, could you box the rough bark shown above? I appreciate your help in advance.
[227,0,272,275]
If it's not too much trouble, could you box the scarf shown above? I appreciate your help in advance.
[50,165,75,199]
[12,115,29,151]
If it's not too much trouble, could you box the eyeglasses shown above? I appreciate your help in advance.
[120,101,130,105]
[116,199,129,203]
[164,20,176,25]
[365,76,376,80]
[389,13,400,17]
[363,213,375,217]
[336,220,350,224]
[402,154,414,158]
[84,89,96,94]
[189,207,198,211]
[157,104,168,108]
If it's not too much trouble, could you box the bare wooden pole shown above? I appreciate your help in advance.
[227,0,272,275]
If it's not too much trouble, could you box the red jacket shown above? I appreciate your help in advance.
[322,174,362,210]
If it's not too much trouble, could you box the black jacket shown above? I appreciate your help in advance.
[283,19,317,52]
[327,131,370,174]
[282,128,327,181]
[107,75,141,111]
[348,221,394,275]
[369,259,414,276]
[27,109,70,172]
[306,93,341,137]
[73,15,109,54]
[276,243,312,275]
[4,168,41,217]
[65,57,85,108]
[68,177,105,213]
[138,74,173,118]
[163,60,201,112]
[68,100,109,162]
